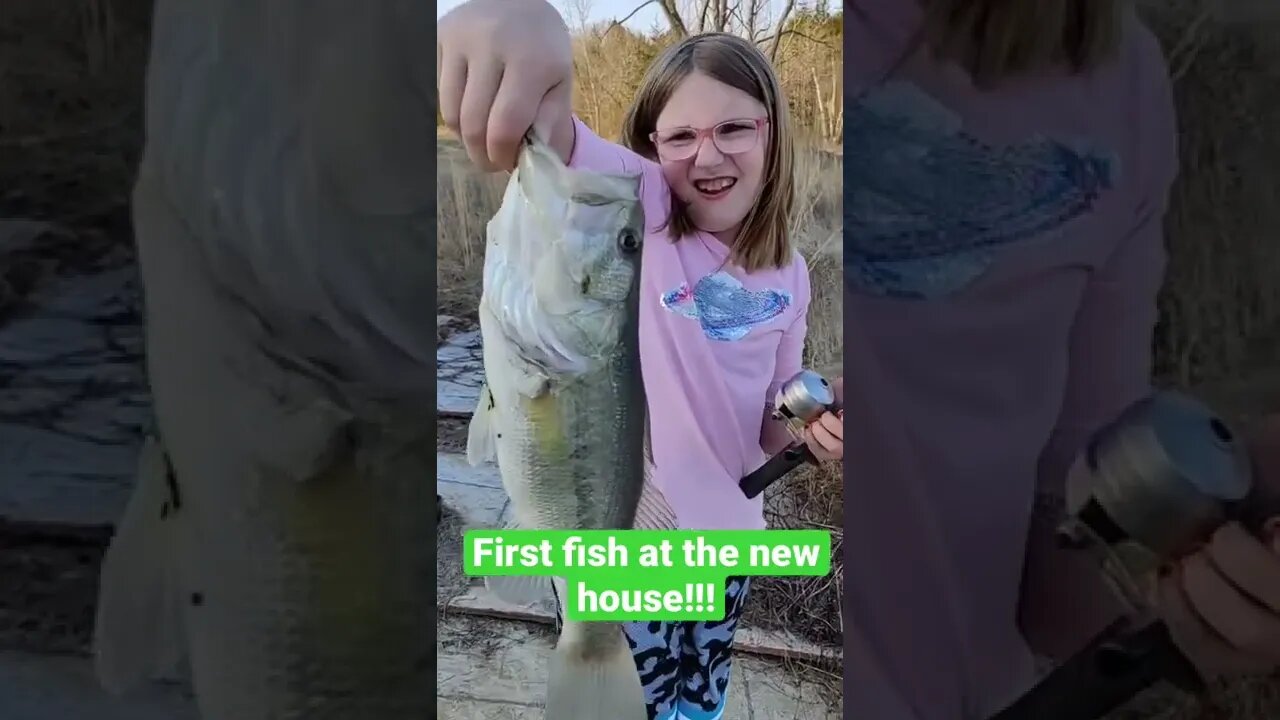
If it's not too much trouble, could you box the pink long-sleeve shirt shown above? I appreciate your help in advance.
[844,3,1179,718]
[567,117,811,531]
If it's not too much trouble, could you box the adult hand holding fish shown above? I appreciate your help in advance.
[437,0,576,172]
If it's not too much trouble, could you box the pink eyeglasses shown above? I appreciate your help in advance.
[649,117,769,162]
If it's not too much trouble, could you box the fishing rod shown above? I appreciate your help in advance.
[740,369,842,499]
[988,390,1280,720]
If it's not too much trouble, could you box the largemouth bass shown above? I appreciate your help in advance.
[93,164,435,719]
[466,135,649,720]
[92,2,436,717]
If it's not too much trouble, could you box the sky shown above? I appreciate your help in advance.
[436,0,799,35]
[436,0,668,31]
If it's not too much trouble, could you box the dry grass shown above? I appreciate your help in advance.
[435,136,506,321]
[0,0,151,225]
[1115,5,1280,715]
[1143,0,1280,390]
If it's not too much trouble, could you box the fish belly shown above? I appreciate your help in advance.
[125,165,434,719]
[478,306,645,533]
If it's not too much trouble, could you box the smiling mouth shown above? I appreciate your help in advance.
[693,177,736,198]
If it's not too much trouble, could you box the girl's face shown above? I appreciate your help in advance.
[653,71,769,243]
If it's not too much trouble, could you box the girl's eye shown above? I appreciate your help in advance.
[662,130,695,145]
[717,122,753,137]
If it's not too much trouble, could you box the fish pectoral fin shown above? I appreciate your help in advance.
[484,575,554,606]
[484,514,555,604]
[93,435,187,695]
[512,368,551,398]
[466,384,498,466]
[257,398,355,482]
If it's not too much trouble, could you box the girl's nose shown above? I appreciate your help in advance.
[693,135,725,167]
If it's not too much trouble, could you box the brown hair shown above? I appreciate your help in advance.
[620,33,795,272]
[919,0,1125,87]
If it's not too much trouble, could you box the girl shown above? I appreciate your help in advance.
[438,2,844,718]
[844,1,1280,718]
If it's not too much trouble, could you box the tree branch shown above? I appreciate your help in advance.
[757,27,835,51]
[660,0,689,35]
[766,0,796,61]
[604,0,662,36]
[695,0,713,32]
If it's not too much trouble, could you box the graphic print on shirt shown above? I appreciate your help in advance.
[660,270,792,342]
[845,81,1120,299]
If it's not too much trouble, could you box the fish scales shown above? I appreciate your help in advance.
[504,347,645,531]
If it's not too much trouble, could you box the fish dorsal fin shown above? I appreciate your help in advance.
[516,131,642,210]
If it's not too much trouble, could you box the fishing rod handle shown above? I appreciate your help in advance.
[986,619,1198,720]
[740,444,814,499]
[988,458,1280,720]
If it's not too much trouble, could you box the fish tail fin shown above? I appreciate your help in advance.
[93,435,187,694]
[484,575,553,605]
[482,518,555,604]
[466,384,497,466]
[545,621,648,720]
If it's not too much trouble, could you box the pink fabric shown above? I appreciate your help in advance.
[844,2,1179,718]
[567,117,811,531]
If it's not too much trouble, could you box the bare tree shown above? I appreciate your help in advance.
[563,0,604,125]
[574,0,842,146]
[609,0,797,54]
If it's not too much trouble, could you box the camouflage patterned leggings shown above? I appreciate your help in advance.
[554,577,751,720]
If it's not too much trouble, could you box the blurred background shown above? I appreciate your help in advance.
[0,0,1277,718]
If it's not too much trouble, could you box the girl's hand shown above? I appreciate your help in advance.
[1154,415,1280,678]
[437,0,575,172]
[804,375,843,462]
[804,411,843,461]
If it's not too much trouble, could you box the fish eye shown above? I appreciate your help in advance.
[618,228,641,254]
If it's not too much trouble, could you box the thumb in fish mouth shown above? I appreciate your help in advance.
[529,82,574,165]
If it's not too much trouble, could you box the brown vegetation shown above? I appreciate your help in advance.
[1143,0,1280,394]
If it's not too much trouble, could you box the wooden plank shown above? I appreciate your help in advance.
[436,329,483,416]
[0,221,149,530]
[441,586,842,665]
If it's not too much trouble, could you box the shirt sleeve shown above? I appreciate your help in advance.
[767,257,813,403]
[1035,24,1179,499]
[1021,203,1170,659]
[567,116,670,232]
[1021,23,1179,659]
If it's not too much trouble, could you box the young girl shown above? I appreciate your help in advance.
[844,1,1280,718]
[438,2,844,718]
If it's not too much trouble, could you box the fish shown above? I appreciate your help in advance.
[91,2,436,716]
[465,133,649,720]
[92,157,436,719]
